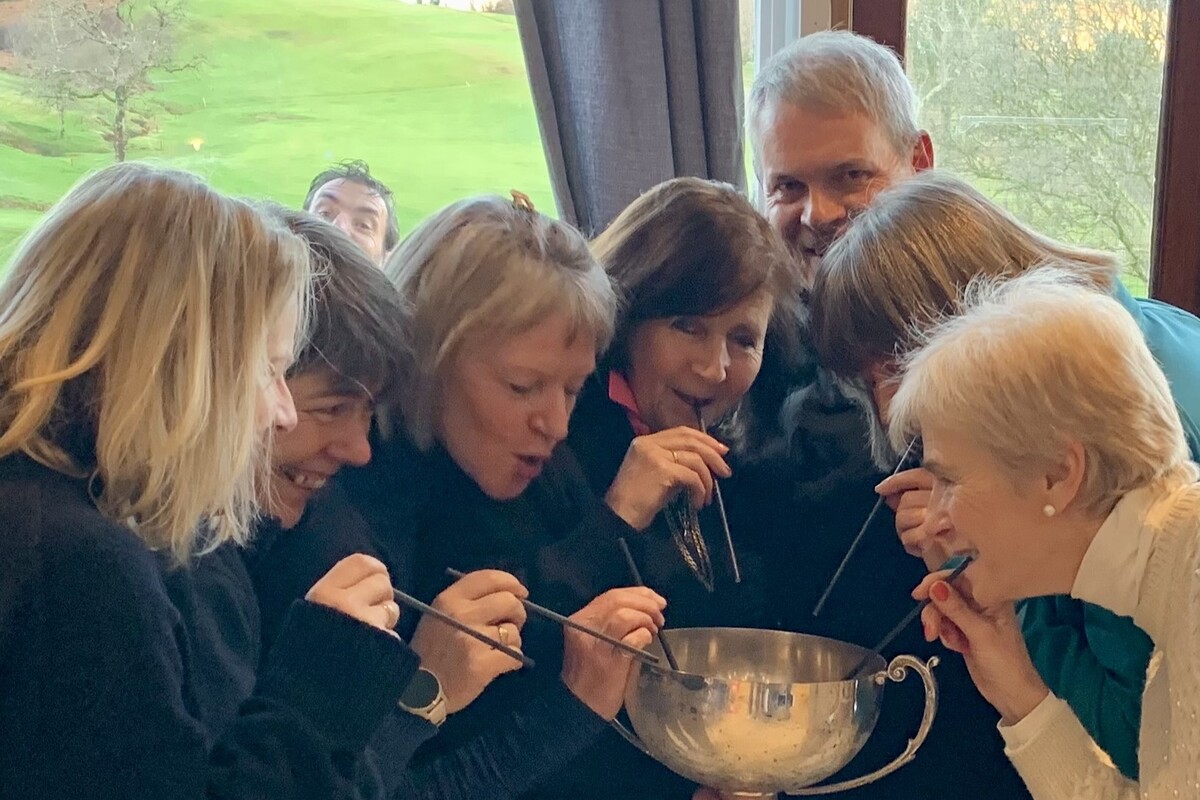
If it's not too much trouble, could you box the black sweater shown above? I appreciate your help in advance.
[0,453,420,800]
[250,449,618,800]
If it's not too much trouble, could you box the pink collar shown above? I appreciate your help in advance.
[607,371,651,436]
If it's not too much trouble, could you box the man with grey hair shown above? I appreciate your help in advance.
[726,30,1027,800]
[732,27,1147,800]
[748,30,933,284]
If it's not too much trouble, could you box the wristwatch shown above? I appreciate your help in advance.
[398,667,447,727]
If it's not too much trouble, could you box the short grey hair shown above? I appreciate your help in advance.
[748,30,920,162]
[889,267,1188,516]
[385,196,616,450]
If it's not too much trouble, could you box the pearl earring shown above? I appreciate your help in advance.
[1043,505,1056,518]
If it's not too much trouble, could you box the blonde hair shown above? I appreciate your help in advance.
[888,267,1188,515]
[749,30,920,167]
[812,170,1118,377]
[385,195,616,450]
[0,163,311,562]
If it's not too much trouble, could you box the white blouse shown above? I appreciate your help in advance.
[998,465,1200,799]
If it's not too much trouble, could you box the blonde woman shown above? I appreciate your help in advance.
[281,193,666,800]
[0,164,418,799]
[810,169,1200,780]
[891,268,1200,799]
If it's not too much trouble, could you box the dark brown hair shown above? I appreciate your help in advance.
[591,177,801,370]
[266,206,408,402]
[591,178,805,452]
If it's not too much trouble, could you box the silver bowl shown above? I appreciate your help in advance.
[615,628,938,797]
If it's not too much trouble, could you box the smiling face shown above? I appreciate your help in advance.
[624,290,773,432]
[756,103,930,282]
[438,312,597,500]
[921,419,1071,606]
[266,367,376,528]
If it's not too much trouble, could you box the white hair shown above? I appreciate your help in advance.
[385,195,616,450]
[748,30,920,165]
[888,267,1188,515]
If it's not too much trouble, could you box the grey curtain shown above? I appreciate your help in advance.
[515,0,745,236]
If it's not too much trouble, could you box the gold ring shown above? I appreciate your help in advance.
[497,624,509,645]
[671,450,679,464]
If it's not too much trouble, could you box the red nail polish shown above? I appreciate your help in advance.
[931,581,950,602]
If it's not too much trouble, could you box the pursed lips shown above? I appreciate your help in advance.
[672,389,716,411]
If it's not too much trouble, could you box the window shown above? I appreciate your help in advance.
[906,0,1171,295]
[742,1,852,189]
[0,0,551,262]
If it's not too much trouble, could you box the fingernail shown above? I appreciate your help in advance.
[931,581,950,602]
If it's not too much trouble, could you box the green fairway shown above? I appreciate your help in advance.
[0,0,553,262]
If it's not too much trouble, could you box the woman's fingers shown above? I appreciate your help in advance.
[670,450,714,504]
[342,570,397,608]
[657,428,732,478]
[306,554,401,635]
[445,569,529,601]
[876,467,934,497]
[455,591,528,628]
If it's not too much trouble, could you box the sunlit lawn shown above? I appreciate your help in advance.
[0,0,552,263]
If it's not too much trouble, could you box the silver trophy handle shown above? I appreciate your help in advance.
[788,654,940,796]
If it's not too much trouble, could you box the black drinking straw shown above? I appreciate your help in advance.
[443,568,660,667]
[812,436,919,617]
[694,404,741,583]
[841,556,974,680]
[392,586,535,669]
[616,538,681,671]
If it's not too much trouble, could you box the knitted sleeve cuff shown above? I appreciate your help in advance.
[998,691,1062,752]
[257,599,421,750]
[587,502,640,544]
[1003,693,1132,798]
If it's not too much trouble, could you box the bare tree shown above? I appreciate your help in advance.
[15,7,79,139]
[16,0,198,161]
[908,0,1168,283]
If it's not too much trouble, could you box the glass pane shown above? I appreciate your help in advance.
[908,0,1170,294]
[0,0,551,263]
[740,0,757,187]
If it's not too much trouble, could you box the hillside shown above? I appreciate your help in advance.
[0,0,552,259]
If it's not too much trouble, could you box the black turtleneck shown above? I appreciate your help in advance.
[0,452,420,800]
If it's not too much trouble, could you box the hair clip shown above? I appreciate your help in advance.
[510,190,536,213]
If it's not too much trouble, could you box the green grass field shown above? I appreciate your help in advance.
[0,0,553,261]
[0,1,1153,297]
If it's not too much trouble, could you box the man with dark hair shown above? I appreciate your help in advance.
[303,160,400,265]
